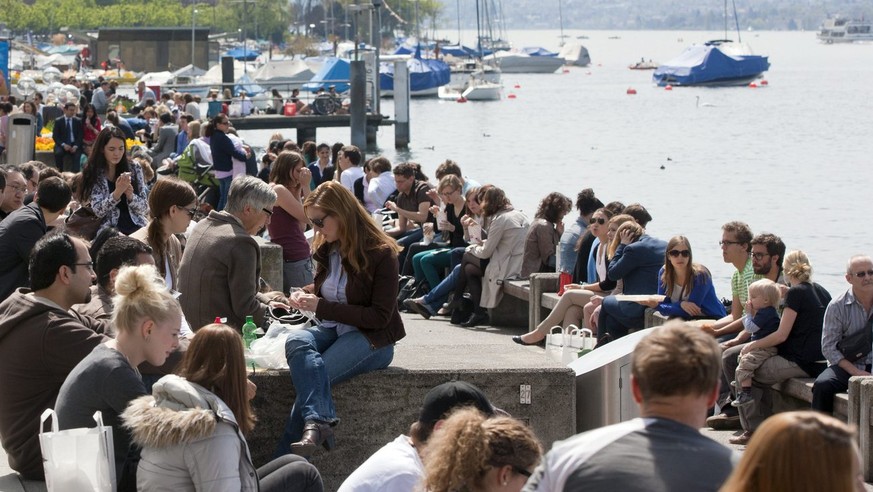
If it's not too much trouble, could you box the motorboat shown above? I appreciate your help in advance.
[462,80,501,100]
[558,43,591,67]
[629,59,658,70]
[818,17,873,43]
[486,50,564,74]
[651,40,769,87]
[380,53,451,97]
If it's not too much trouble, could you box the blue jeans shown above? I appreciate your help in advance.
[217,176,232,211]
[422,264,462,313]
[599,295,646,340]
[273,325,394,457]
[396,229,424,270]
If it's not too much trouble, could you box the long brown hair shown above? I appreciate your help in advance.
[660,235,711,300]
[268,150,306,190]
[304,181,400,276]
[146,178,196,278]
[177,324,256,435]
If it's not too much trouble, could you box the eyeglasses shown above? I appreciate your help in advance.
[590,218,606,225]
[853,270,873,278]
[719,240,743,246]
[751,252,770,260]
[262,207,273,217]
[668,249,690,258]
[7,184,26,194]
[183,207,198,218]
[309,215,327,228]
[513,466,532,478]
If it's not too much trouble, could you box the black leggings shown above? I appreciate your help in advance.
[259,454,324,492]
[454,255,489,314]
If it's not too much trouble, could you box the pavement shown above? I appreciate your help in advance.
[0,309,862,490]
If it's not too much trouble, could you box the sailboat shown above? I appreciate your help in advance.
[652,0,769,87]
[438,0,502,100]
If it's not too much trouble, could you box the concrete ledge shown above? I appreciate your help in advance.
[255,237,283,293]
[247,314,575,491]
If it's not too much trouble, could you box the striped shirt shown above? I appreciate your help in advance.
[730,258,762,316]
[821,288,873,370]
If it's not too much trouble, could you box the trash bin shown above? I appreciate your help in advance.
[569,328,656,432]
[7,113,36,165]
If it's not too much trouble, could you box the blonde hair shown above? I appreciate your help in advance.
[423,407,542,492]
[783,250,813,284]
[605,214,635,258]
[609,219,643,258]
[720,411,859,492]
[749,279,781,309]
[111,264,181,335]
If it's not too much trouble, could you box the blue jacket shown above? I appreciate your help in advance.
[209,131,247,173]
[607,235,667,295]
[655,266,727,319]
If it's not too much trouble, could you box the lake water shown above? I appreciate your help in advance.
[240,30,873,296]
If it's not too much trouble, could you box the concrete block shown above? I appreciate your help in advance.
[255,237,283,293]
[488,292,529,328]
[857,378,873,481]
[529,273,559,331]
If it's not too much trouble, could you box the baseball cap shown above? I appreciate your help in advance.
[418,381,500,426]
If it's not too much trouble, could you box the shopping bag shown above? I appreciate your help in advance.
[557,272,574,296]
[247,318,312,370]
[562,327,597,363]
[545,326,565,362]
[39,409,116,492]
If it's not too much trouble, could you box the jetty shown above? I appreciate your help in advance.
[228,113,392,146]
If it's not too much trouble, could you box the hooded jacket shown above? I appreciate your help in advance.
[0,289,108,479]
[122,375,258,491]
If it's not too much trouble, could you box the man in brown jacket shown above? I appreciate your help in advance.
[0,233,110,479]
[177,175,287,331]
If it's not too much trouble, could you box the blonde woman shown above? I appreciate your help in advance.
[720,411,864,492]
[422,407,542,492]
[56,264,182,490]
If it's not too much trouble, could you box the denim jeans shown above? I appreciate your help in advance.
[273,325,394,457]
[599,296,646,340]
[423,264,462,313]
[396,229,424,270]
[217,175,233,211]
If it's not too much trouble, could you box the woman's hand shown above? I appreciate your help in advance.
[438,219,453,232]
[289,291,319,312]
[638,299,660,308]
[564,283,581,291]
[681,301,702,317]
[426,188,440,204]
[619,229,637,245]
[113,172,131,200]
[429,204,440,216]
[555,221,564,235]
[298,167,312,188]
[246,379,257,401]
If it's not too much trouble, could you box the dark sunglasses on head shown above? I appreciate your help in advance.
[668,249,690,258]
[590,218,606,225]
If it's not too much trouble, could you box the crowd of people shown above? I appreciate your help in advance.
[0,100,871,490]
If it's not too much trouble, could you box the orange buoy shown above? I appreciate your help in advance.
[749,82,758,88]
[665,84,673,91]
[456,96,467,103]
[513,84,521,89]
[508,93,517,99]
[760,79,769,86]
[626,88,637,95]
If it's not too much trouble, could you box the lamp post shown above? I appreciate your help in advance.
[191,8,198,68]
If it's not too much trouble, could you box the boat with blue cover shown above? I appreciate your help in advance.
[652,40,769,87]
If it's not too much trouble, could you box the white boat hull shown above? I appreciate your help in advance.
[462,83,501,100]
[489,54,564,74]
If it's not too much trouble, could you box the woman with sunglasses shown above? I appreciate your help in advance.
[422,407,542,492]
[78,127,149,236]
[275,181,405,458]
[130,177,197,291]
[636,235,726,320]
[268,151,314,292]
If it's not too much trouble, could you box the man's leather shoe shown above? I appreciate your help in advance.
[290,420,335,458]
[729,430,753,445]
[706,412,742,430]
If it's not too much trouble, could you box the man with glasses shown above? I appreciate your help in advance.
[0,165,28,221]
[0,233,109,480]
[0,176,72,299]
[750,233,787,284]
[812,255,873,414]
[178,175,289,331]
[525,324,735,492]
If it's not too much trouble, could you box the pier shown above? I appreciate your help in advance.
[228,114,393,146]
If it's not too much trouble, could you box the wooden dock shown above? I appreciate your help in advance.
[228,114,393,145]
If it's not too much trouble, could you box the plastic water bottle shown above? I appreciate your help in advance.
[242,315,257,349]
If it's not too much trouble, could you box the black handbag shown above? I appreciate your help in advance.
[837,315,873,363]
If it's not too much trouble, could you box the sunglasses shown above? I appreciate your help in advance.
[309,215,327,228]
[853,270,873,278]
[668,250,690,258]
[590,218,606,225]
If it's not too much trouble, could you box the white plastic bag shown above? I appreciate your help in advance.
[562,327,597,364]
[545,326,565,362]
[247,319,311,370]
[39,409,116,492]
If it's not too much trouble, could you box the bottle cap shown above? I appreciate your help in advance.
[214,317,222,324]
[245,315,254,323]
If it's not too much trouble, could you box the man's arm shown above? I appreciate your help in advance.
[228,240,268,326]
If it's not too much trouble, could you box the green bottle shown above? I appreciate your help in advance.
[242,315,257,349]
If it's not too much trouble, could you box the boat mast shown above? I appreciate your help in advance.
[558,0,565,46]
[732,0,742,43]
[475,0,482,57]
[456,0,462,45]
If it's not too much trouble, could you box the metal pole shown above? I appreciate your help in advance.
[394,60,409,148]
[374,0,382,115]
[191,8,197,68]
[350,60,366,149]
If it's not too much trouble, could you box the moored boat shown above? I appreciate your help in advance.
[652,40,769,87]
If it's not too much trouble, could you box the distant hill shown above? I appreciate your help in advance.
[437,0,873,31]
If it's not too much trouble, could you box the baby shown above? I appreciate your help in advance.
[726,278,782,408]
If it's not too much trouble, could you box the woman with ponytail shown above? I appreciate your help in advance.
[56,264,182,491]
[423,407,542,492]
[131,177,197,291]
[731,250,833,441]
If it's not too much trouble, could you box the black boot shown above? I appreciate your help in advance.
[290,420,336,458]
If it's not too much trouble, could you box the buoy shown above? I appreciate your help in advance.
[749,82,758,88]
[456,96,467,103]
[626,88,637,95]
[562,68,570,73]
[508,93,517,99]
[664,84,673,91]
[760,79,769,86]
[513,84,521,89]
